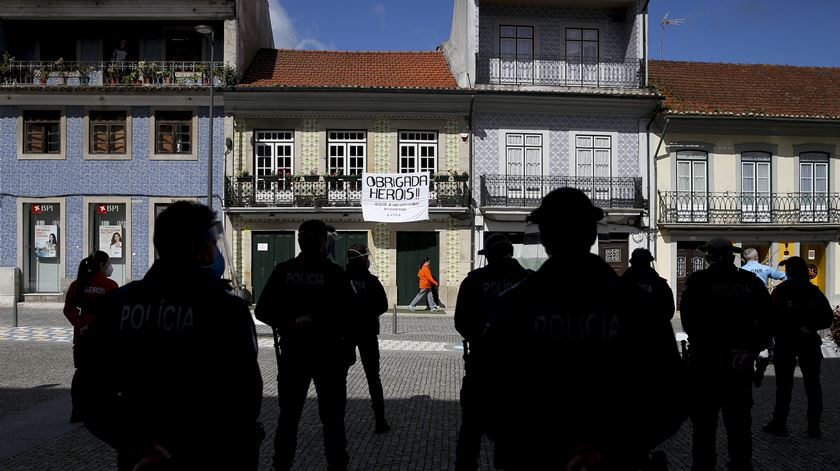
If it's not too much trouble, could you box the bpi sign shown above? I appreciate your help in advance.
[361,173,429,223]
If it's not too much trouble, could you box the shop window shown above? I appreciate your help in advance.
[90,203,128,286]
[24,203,62,293]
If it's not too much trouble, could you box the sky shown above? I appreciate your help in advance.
[269,0,840,67]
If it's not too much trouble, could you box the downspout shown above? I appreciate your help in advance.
[468,93,477,272]
[645,104,662,250]
[649,115,671,252]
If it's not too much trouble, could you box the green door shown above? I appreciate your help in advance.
[329,231,369,269]
[252,232,295,303]
[396,232,439,305]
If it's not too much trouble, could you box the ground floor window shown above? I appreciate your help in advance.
[89,203,127,286]
[24,202,61,293]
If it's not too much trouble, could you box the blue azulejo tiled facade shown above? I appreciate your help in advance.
[0,103,224,296]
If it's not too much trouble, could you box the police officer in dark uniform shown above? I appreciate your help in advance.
[484,188,685,471]
[255,219,355,471]
[79,201,263,470]
[345,243,391,434]
[454,233,529,471]
[623,248,676,321]
[764,256,833,438]
[680,238,772,471]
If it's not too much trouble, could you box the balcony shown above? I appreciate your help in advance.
[480,175,645,209]
[658,192,840,225]
[225,176,471,209]
[0,61,235,88]
[476,54,645,88]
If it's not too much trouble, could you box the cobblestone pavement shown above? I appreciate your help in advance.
[0,304,838,470]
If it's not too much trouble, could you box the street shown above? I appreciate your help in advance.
[1,304,838,470]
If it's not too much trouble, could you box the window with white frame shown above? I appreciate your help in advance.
[505,133,543,200]
[676,150,708,222]
[328,131,366,177]
[741,152,771,222]
[799,152,829,222]
[255,131,293,190]
[399,131,438,174]
[575,135,611,201]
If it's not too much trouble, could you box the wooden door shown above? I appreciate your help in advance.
[599,239,629,276]
[676,242,706,307]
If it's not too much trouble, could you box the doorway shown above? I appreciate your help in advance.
[598,237,629,276]
[676,242,706,307]
[396,232,439,306]
[251,232,295,302]
[329,231,369,269]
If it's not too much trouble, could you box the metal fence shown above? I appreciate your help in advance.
[480,175,646,209]
[0,60,234,87]
[225,176,470,208]
[476,54,645,88]
[658,191,840,224]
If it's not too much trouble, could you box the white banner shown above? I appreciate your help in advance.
[99,225,123,259]
[362,172,430,223]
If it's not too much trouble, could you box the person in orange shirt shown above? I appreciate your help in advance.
[409,257,438,311]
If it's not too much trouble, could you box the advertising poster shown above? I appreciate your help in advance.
[361,172,430,223]
[34,225,58,258]
[100,225,123,259]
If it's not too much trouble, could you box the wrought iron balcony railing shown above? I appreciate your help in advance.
[225,175,470,209]
[658,191,840,224]
[480,175,646,209]
[476,54,645,88]
[0,61,235,87]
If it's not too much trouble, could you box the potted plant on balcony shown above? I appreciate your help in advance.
[324,169,343,184]
[453,171,470,182]
[0,51,14,84]
[303,169,320,182]
[433,171,451,182]
[52,58,68,85]
[235,170,252,183]
[138,61,156,85]
[75,62,92,85]
[222,64,237,87]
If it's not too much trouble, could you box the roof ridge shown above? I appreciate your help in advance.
[650,59,840,71]
[268,48,442,55]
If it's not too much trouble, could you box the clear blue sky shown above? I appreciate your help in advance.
[271,0,840,66]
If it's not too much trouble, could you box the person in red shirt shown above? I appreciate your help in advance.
[409,257,438,311]
[63,250,118,422]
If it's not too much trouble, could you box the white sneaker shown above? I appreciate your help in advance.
[408,306,416,312]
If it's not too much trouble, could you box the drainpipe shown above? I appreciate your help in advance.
[468,93,477,272]
[649,115,671,252]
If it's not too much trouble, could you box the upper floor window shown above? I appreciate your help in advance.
[24,111,61,154]
[255,131,294,186]
[676,150,708,194]
[399,131,438,174]
[155,111,192,155]
[741,152,771,222]
[90,111,127,155]
[504,133,543,201]
[576,135,611,201]
[566,28,599,60]
[328,131,366,177]
[799,152,829,221]
[165,32,203,61]
[500,25,533,59]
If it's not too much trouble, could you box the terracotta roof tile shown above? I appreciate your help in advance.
[240,49,457,90]
[649,60,840,120]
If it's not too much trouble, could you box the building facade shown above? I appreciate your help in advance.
[650,60,840,305]
[0,0,272,303]
[442,0,657,273]
[225,50,473,307]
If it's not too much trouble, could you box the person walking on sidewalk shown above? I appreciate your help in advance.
[64,250,118,423]
[680,238,773,471]
[409,257,438,311]
[345,243,391,434]
[256,219,355,471]
[454,233,530,471]
[78,202,263,470]
[763,256,833,438]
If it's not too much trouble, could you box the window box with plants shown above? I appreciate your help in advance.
[235,170,252,183]
[74,63,93,85]
[301,170,321,182]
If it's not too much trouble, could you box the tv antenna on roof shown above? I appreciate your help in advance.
[660,12,686,60]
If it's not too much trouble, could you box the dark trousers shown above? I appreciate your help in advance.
[690,366,753,471]
[356,334,386,424]
[772,345,823,426]
[274,355,348,471]
[455,368,482,471]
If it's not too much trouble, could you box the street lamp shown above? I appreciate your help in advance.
[195,24,215,210]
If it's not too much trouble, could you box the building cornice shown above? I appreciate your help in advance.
[657,114,840,137]
[0,0,234,20]
[473,92,660,116]
[1,92,222,107]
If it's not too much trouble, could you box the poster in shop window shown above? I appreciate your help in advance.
[34,225,58,258]
[99,225,123,259]
[361,172,430,223]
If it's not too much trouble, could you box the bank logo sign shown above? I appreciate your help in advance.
[362,172,429,223]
